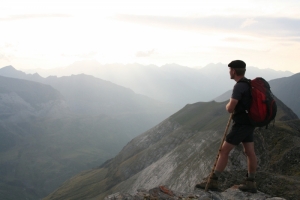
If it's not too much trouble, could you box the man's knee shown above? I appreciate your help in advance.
[244,148,256,158]
[220,142,235,155]
[243,142,256,157]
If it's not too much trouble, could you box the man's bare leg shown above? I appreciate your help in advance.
[215,141,236,173]
[238,142,257,193]
[242,142,257,177]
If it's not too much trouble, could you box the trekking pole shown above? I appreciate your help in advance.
[205,113,233,192]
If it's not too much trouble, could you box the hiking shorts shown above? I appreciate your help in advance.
[226,122,255,145]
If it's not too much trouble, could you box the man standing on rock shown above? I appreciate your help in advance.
[195,60,257,193]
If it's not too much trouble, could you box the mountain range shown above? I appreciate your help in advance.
[0,68,177,199]
[0,65,178,117]
[23,60,293,106]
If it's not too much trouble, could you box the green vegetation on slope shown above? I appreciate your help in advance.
[169,101,228,131]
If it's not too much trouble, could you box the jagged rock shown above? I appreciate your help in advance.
[104,185,286,200]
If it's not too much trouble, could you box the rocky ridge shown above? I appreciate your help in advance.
[104,185,286,200]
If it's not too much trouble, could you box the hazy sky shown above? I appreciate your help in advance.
[1,0,300,73]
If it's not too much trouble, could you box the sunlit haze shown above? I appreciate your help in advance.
[1,0,300,73]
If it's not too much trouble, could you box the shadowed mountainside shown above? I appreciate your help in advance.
[0,75,176,200]
[269,73,300,118]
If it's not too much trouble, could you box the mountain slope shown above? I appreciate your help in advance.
[44,98,300,200]
[0,75,175,200]
[0,75,67,119]
[269,73,300,118]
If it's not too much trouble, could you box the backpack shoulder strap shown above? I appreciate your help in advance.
[237,77,251,84]
[236,78,252,113]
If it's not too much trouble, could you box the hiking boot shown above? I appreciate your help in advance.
[195,173,218,191]
[238,177,257,193]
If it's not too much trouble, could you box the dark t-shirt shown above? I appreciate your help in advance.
[231,78,252,124]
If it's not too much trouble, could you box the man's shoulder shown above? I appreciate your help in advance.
[234,81,249,90]
[232,80,250,97]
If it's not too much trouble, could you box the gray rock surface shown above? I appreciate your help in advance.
[104,185,286,200]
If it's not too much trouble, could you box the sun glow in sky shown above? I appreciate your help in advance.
[1,0,300,72]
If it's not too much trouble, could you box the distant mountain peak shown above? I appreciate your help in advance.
[0,65,44,80]
[0,65,26,78]
[1,65,17,71]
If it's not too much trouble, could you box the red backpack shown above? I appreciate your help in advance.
[240,77,277,128]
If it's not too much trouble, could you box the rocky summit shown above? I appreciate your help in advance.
[104,185,285,200]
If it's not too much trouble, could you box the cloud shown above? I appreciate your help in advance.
[240,18,258,28]
[136,49,155,57]
[0,54,11,61]
[0,14,71,21]
[247,17,300,38]
[0,44,15,61]
[114,14,300,41]
[222,37,253,43]
[61,51,97,59]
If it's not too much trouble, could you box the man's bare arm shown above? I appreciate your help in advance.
[226,98,238,113]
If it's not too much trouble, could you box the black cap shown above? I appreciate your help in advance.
[228,60,246,68]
